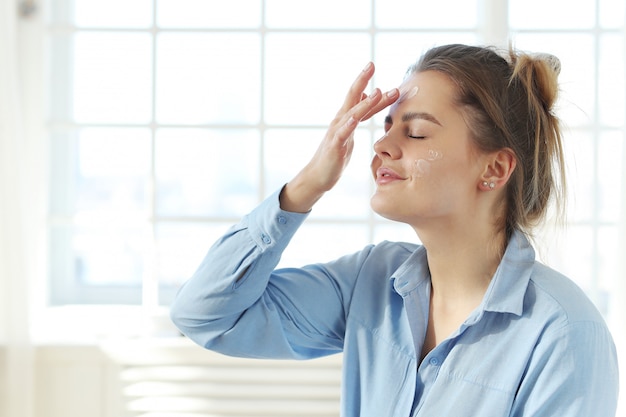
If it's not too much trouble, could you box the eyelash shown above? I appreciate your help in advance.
[408,134,426,140]
[384,122,426,139]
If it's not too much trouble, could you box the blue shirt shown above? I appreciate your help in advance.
[170,189,619,417]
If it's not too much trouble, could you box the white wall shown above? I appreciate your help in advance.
[34,346,121,417]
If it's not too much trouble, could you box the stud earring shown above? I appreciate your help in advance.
[482,181,496,190]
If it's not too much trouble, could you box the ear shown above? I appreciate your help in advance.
[479,148,517,191]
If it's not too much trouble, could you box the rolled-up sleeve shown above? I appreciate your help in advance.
[170,187,362,359]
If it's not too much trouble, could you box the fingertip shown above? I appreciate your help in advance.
[385,88,399,99]
[369,88,382,101]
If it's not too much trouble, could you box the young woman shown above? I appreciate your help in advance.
[170,44,619,416]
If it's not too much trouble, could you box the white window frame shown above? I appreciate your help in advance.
[31,0,625,347]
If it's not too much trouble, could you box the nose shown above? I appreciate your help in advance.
[373,131,400,160]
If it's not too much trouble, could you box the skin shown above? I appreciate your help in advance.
[280,64,516,360]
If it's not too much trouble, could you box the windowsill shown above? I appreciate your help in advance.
[31,305,182,345]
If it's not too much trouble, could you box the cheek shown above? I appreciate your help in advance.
[413,159,431,178]
[410,149,443,179]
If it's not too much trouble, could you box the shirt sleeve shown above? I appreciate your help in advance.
[510,319,619,417]
[169,187,367,360]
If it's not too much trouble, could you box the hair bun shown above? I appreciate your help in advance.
[531,52,561,76]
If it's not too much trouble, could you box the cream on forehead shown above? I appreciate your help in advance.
[397,85,419,103]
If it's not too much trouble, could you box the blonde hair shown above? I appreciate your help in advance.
[410,44,566,239]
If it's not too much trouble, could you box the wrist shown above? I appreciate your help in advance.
[279,177,324,213]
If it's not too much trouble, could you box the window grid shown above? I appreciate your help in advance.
[508,9,624,314]
[46,0,623,314]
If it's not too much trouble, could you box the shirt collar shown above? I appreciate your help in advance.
[481,230,535,316]
[390,230,535,317]
[390,245,430,295]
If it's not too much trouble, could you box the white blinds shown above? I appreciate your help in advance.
[102,338,342,417]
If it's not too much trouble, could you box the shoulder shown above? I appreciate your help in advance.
[524,263,617,379]
[330,239,418,264]
[370,240,419,255]
[311,240,419,282]
[527,262,607,328]
[318,240,419,292]
[365,240,419,271]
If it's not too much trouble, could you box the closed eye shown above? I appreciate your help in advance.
[408,134,426,139]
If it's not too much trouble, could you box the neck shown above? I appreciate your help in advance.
[415,221,507,306]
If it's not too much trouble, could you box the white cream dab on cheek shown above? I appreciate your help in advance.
[427,149,443,161]
[413,159,431,178]
[413,150,441,178]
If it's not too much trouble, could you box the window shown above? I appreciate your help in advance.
[46,0,624,324]
[508,0,625,317]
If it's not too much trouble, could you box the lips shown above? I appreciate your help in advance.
[375,167,405,185]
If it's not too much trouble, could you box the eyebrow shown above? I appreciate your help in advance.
[385,112,442,126]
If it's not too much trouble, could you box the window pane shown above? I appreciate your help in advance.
[599,34,625,127]
[263,129,322,193]
[264,33,371,125]
[598,226,620,315]
[511,33,595,127]
[540,226,594,291]
[155,128,260,217]
[156,33,261,124]
[74,0,152,28]
[509,0,595,29]
[375,0,478,28]
[264,128,372,219]
[599,0,625,28]
[157,222,233,305]
[598,131,624,222]
[157,0,261,28]
[49,128,151,218]
[49,226,145,305]
[73,32,153,123]
[266,0,370,28]
[563,130,594,222]
[72,226,147,286]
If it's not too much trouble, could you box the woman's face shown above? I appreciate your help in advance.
[370,70,486,228]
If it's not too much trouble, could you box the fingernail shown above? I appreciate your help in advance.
[386,88,399,98]
[346,116,357,127]
[368,89,381,101]
[362,62,373,72]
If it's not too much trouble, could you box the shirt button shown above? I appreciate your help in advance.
[261,233,271,244]
[277,215,287,224]
[429,357,441,366]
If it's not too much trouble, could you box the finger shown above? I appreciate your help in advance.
[331,91,377,137]
[332,88,383,144]
[361,88,399,121]
[352,88,383,122]
[333,113,359,147]
[337,62,375,115]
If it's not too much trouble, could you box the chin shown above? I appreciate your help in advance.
[370,195,404,223]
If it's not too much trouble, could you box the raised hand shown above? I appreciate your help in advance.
[279,62,399,213]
